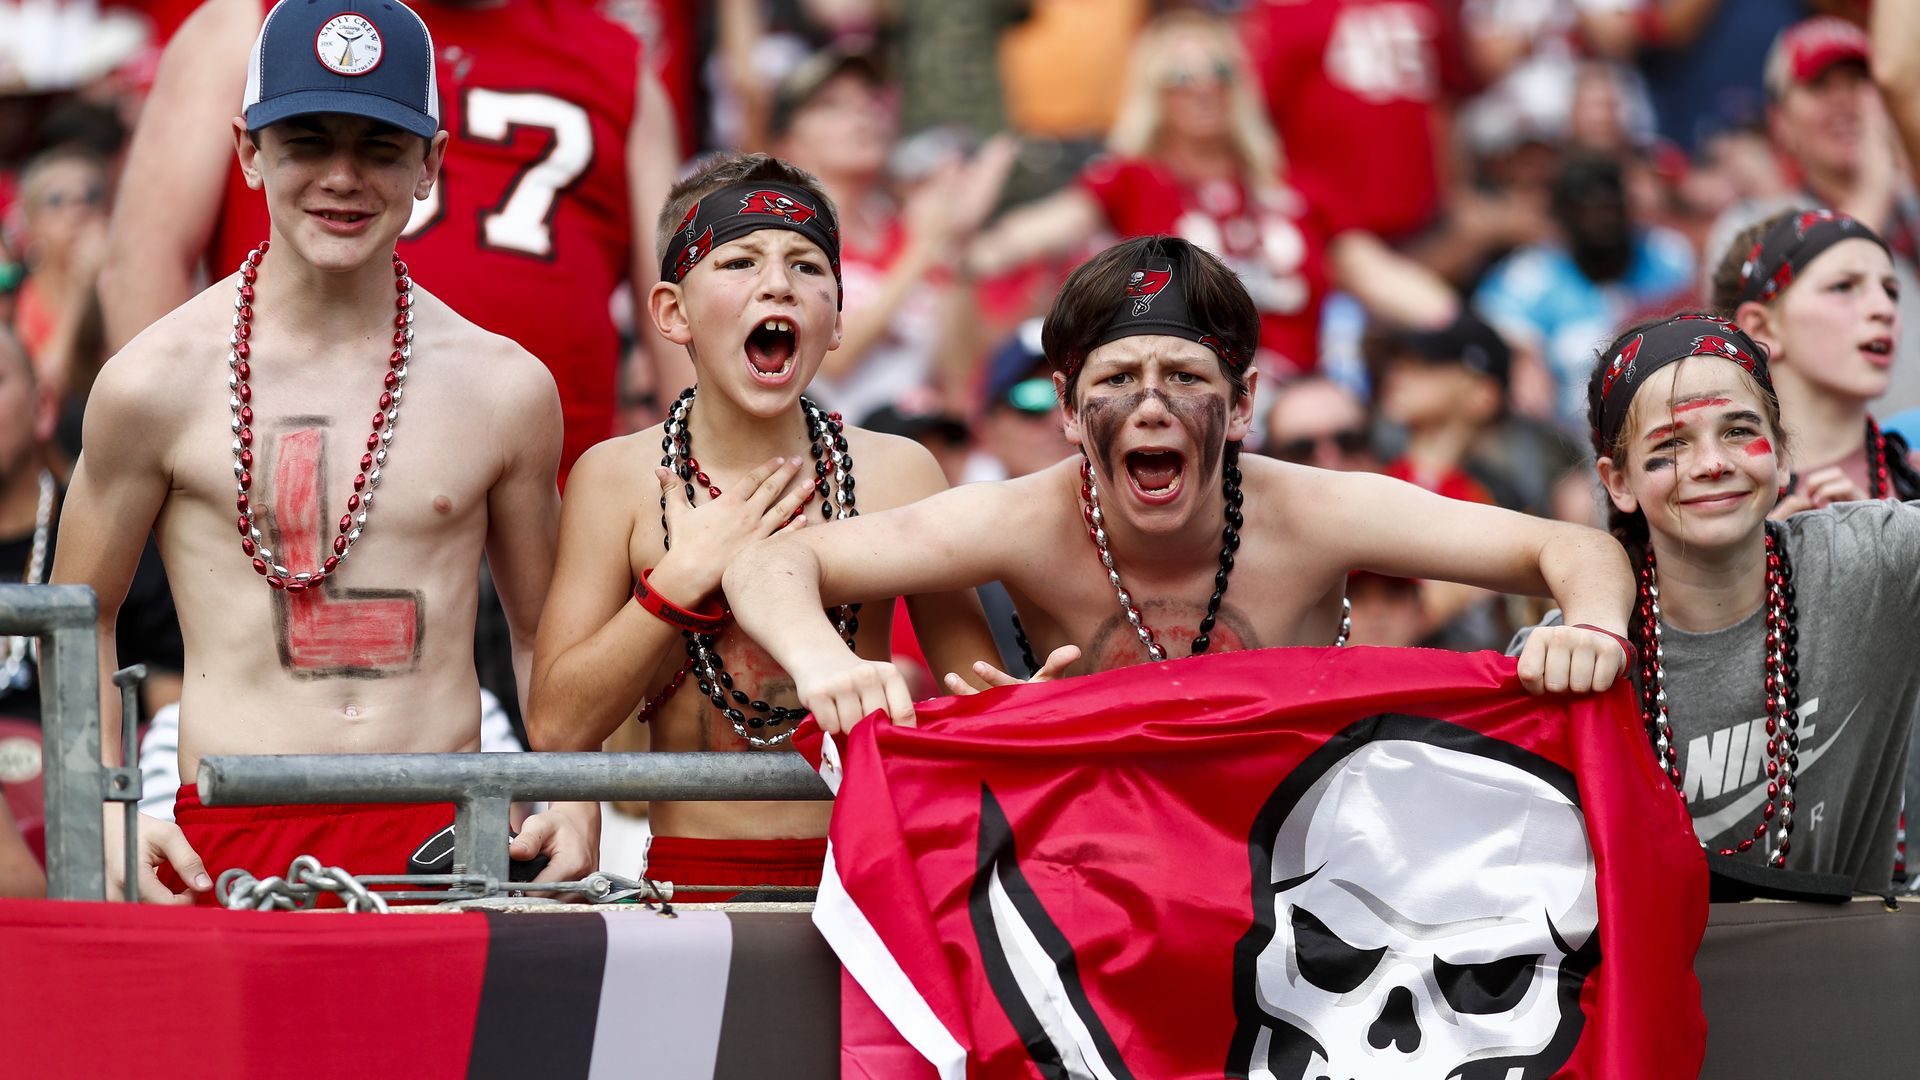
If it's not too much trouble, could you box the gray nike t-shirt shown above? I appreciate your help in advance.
[1512,501,1920,894]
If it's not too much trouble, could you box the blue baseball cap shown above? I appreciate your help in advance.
[244,1,440,140]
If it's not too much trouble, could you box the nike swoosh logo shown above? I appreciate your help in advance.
[1693,701,1858,839]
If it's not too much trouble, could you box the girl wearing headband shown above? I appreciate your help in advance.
[1709,208,1920,512]
[1567,311,1920,894]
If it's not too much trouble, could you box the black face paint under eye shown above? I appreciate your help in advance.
[1077,386,1231,484]
[1077,390,1144,482]
[1643,457,1672,473]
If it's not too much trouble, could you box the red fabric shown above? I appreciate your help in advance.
[810,647,1709,1078]
[1383,456,1497,505]
[644,833,826,903]
[1242,0,1453,240]
[214,0,642,480]
[1080,156,1329,374]
[0,897,489,1080]
[157,784,453,908]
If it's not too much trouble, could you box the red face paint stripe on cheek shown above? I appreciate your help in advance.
[1747,437,1774,458]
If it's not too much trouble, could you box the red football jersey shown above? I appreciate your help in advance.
[214,0,640,477]
[1242,0,1453,241]
[1081,156,1329,374]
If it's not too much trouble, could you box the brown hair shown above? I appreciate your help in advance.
[653,152,838,264]
[1586,314,1788,549]
[1041,235,1257,406]
[1706,208,1795,315]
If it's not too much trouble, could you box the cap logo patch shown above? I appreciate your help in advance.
[1125,267,1172,316]
[315,13,383,77]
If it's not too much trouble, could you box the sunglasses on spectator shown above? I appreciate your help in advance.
[1001,377,1058,414]
[1162,60,1234,88]
[39,185,105,210]
[1268,429,1369,462]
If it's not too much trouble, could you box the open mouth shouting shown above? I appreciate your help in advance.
[745,316,799,385]
[1123,447,1187,504]
[1860,336,1894,369]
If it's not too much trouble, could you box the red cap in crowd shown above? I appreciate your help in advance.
[1765,17,1871,98]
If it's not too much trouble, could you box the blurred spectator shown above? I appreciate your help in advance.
[0,325,179,725]
[770,47,1016,422]
[973,11,1456,377]
[11,144,107,401]
[1259,376,1378,472]
[999,0,1145,142]
[964,320,1074,483]
[1242,0,1458,243]
[1372,314,1508,505]
[0,0,148,96]
[1637,0,1807,156]
[861,394,972,487]
[1765,17,1907,238]
[1763,15,1920,413]
[1474,154,1694,424]
[894,0,1029,142]
[0,794,40,897]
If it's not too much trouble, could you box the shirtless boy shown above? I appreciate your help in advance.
[727,235,1636,730]
[527,152,1000,898]
[52,0,591,902]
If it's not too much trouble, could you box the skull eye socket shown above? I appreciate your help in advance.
[1433,953,1539,1015]
[1290,906,1385,995]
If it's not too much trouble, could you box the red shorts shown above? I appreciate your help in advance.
[157,784,454,907]
[643,834,826,903]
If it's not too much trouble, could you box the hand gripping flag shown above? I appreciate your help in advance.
[801,647,1708,1079]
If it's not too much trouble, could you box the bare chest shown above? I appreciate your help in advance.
[1013,520,1342,673]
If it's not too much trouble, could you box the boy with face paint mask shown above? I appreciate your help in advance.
[727,235,1639,732]
[528,153,999,898]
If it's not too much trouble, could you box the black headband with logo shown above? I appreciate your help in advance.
[660,181,843,308]
[1067,258,1249,380]
[1592,314,1772,453]
[1736,208,1889,305]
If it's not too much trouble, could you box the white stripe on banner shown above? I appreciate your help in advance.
[813,842,968,1080]
[588,908,734,1080]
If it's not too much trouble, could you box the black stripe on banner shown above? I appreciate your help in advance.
[467,912,608,1080]
[712,911,841,1080]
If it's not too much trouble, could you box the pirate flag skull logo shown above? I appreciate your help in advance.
[970,714,1600,1080]
[1228,716,1600,1080]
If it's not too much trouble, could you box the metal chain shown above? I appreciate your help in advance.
[218,855,390,913]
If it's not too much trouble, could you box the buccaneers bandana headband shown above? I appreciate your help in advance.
[1068,258,1249,380]
[660,181,843,309]
[1593,314,1771,453]
[1736,208,1888,305]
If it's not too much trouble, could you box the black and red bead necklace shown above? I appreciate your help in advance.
[656,386,859,747]
[1867,416,1893,499]
[229,241,413,592]
[1636,520,1799,867]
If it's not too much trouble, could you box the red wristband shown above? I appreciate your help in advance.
[633,568,727,634]
[1571,623,1634,665]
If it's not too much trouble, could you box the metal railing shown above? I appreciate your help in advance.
[2,583,834,902]
[197,752,832,885]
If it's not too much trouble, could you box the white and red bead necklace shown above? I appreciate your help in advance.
[229,241,414,592]
[1636,521,1799,867]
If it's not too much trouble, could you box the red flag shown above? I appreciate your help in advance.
[810,647,1708,1079]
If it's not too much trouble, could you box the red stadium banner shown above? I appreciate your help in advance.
[807,647,1709,1079]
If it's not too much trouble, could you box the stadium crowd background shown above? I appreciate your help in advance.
[1,0,1917,885]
